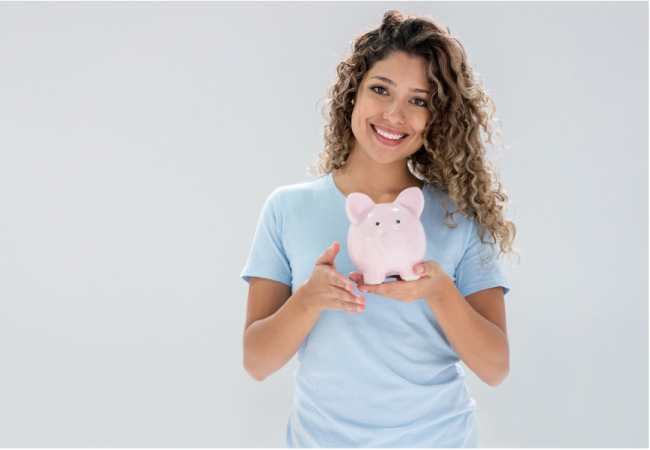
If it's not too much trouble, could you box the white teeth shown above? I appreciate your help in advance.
[374,126,406,140]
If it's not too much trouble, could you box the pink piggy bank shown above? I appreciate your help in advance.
[346,187,426,285]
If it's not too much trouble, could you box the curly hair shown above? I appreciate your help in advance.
[308,10,519,264]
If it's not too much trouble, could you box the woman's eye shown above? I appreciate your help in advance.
[412,98,427,107]
[370,86,426,107]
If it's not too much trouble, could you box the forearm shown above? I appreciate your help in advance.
[425,281,509,386]
[243,285,321,381]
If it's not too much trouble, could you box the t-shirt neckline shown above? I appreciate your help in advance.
[328,172,348,202]
[327,171,428,203]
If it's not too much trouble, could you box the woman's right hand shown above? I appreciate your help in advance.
[298,242,365,314]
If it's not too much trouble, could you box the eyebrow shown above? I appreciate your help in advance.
[370,76,430,94]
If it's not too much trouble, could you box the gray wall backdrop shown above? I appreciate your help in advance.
[0,1,647,447]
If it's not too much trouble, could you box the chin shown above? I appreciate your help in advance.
[369,151,409,166]
[369,145,413,163]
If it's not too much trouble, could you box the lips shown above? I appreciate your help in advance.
[370,124,409,146]
[372,124,409,139]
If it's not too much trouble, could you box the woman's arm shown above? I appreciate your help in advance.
[352,262,509,386]
[425,284,509,387]
[243,242,365,382]
[243,277,321,382]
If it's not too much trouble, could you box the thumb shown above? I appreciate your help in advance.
[316,242,340,266]
[414,262,427,276]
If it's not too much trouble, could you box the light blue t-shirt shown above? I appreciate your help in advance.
[240,172,510,448]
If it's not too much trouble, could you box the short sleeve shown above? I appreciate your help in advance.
[240,189,292,287]
[454,220,510,298]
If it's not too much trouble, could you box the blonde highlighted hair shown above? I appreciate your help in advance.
[308,10,519,264]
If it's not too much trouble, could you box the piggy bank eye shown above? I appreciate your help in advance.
[396,220,400,224]
[375,222,380,226]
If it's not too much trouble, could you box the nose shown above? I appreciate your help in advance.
[378,229,407,252]
[382,101,406,124]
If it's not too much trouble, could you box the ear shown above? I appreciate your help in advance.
[395,187,424,217]
[346,193,375,225]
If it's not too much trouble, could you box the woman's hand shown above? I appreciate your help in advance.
[298,242,366,314]
[349,261,455,303]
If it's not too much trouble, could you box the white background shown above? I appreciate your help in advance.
[0,1,647,447]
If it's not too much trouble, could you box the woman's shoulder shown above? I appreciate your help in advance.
[421,183,479,231]
[422,183,455,214]
[265,174,332,207]
[272,174,328,193]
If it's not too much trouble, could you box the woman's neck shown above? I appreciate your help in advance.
[332,149,424,204]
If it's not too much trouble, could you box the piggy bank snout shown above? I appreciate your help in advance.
[378,228,407,252]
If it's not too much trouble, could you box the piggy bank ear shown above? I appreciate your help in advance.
[346,193,375,225]
[395,187,424,217]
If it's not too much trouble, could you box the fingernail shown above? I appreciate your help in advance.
[356,305,363,313]
[356,295,364,304]
[416,265,424,274]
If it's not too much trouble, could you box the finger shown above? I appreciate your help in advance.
[413,263,425,276]
[359,280,401,296]
[333,285,366,306]
[316,242,340,266]
[413,260,437,277]
[331,271,356,293]
[348,272,365,286]
[334,297,365,314]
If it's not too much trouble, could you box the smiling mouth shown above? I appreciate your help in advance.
[371,124,408,141]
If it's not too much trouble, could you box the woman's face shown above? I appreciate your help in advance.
[350,51,432,166]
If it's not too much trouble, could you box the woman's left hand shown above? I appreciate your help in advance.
[349,261,455,303]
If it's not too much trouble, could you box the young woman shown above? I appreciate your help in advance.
[241,10,518,448]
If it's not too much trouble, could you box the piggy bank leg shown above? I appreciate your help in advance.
[400,268,421,282]
[363,271,385,285]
